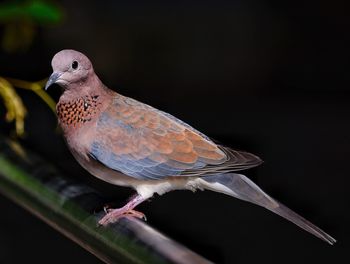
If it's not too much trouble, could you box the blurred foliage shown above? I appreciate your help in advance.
[0,0,63,52]
[0,77,26,136]
[0,77,55,137]
[0,1,61,136]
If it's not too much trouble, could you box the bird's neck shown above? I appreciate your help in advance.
[56,78,113,130]
[57,93,101,128]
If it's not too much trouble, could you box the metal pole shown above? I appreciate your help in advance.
[0,137,212,264]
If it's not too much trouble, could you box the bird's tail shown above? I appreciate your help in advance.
[198,173,336,245]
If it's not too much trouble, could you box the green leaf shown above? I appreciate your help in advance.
[0,0,63,24]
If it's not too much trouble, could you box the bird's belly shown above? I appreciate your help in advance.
[134,177,202,200]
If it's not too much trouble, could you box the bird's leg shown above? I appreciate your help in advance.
[98,194,146,226]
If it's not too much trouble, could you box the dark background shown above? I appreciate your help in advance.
[0,0,349,263]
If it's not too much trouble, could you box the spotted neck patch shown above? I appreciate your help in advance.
[57,95,100,126]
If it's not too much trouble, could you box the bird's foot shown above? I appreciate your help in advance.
[99,208,146,226]
[98,194,146,226]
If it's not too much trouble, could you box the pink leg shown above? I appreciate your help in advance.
[98,194,146,226]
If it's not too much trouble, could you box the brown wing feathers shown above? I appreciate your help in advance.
[90,95,262,180]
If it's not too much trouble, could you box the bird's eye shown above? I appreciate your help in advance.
[72,61,78,70]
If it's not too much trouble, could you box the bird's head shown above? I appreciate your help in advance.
[45,49,94,90]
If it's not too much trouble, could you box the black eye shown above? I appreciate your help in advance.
[72,61,78,70]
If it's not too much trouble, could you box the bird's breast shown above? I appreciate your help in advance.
[56,94,105,161]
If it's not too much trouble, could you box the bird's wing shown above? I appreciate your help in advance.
[89,95,262,180]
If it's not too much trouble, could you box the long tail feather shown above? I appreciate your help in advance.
[199,173,336,245]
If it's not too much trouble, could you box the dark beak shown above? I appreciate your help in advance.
[45,72,62,90]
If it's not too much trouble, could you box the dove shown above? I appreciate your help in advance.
[45,49,336,244]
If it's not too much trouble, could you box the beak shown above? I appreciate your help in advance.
[45,72,62,90]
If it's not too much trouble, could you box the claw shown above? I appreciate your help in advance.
[125,209,147,221]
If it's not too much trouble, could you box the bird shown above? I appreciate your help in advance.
[45,49,336,245]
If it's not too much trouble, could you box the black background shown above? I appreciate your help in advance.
[0,1,349,263]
